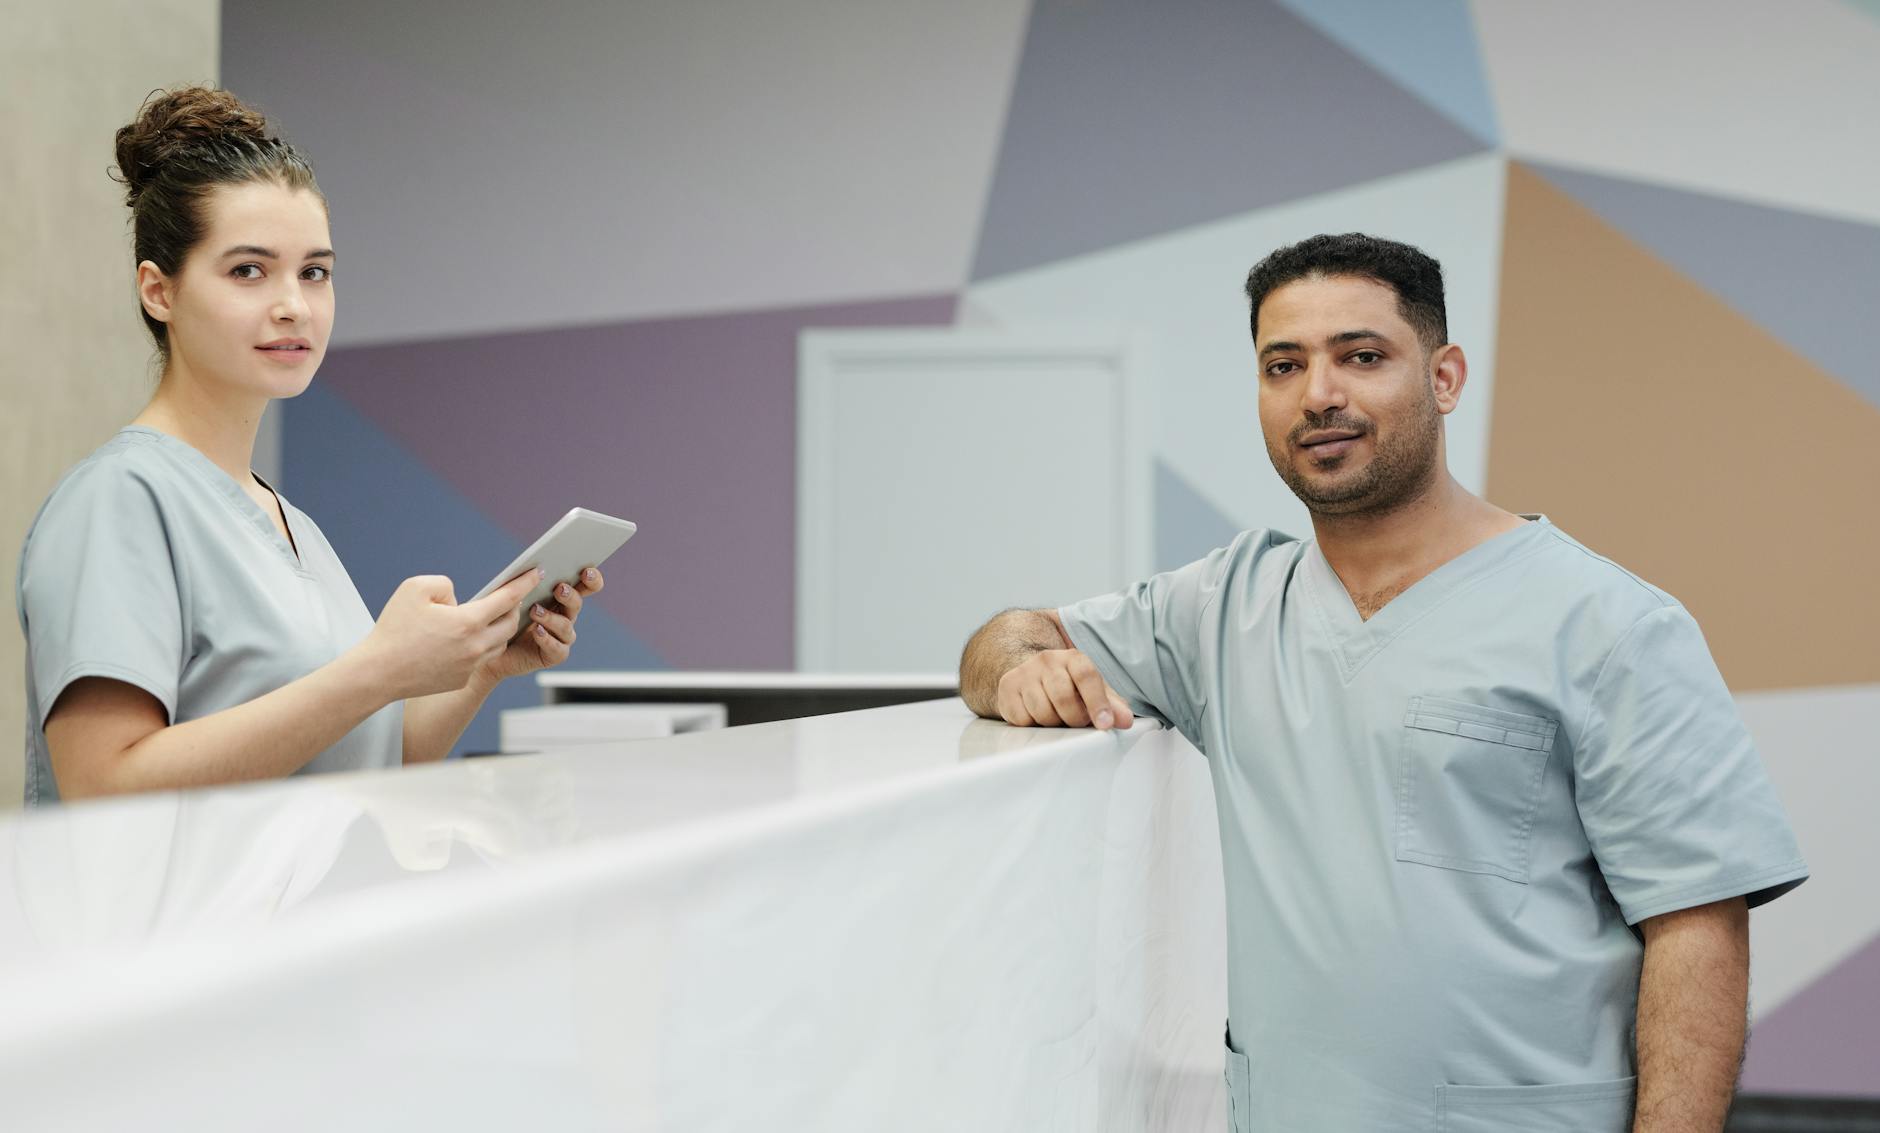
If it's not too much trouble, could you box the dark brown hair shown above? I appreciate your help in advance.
[111,86,323,356]
[1244,233,1448,354]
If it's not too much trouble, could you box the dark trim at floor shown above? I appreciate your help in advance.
[1729,1094,1880,1132]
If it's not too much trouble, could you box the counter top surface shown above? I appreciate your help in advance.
[536,669,959,690]
[0,699,1154,973]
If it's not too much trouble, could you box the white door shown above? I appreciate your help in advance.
[797,330,1149,672]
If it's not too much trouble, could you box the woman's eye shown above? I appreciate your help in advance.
[302,265,331,282]
[231,263,263,280]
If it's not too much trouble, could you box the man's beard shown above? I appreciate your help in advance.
[1266,379,1442,518]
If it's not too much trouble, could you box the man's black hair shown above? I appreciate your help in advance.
[1243,233,1448,352]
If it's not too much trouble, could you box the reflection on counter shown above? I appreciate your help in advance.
[0,700,1146,969]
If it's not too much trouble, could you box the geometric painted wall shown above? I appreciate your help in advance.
[227,0,1880,1094]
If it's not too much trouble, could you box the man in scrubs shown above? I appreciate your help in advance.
[959,234,1806,1132]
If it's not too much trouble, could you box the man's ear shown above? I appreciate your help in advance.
[136,261,175,328]
[1429,343,1468,415]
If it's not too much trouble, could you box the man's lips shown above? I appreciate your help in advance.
[1298,429,1363,448]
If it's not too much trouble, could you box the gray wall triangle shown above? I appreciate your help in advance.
[972,0,1488,282]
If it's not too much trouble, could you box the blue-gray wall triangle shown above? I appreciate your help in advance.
[284,385,666,757]
[971,0,1488,282]
[1535,162,1880,412]
[1157,461,1244,573]
[1274,0,1498,146]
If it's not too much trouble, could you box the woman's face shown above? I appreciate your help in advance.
[145,180,334,401]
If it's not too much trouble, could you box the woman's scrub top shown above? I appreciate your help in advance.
[17,426,403,805]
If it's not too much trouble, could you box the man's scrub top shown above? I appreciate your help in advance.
[1059,517,1806,1133]
[17,426,404,805]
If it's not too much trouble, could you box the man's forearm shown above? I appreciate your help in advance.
[1633,898,1750,1133]
[959,608,1065,717]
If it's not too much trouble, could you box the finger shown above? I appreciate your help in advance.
[468,569,544,624]
[549,580,583,622]
[401,574,457,604]
[1108,694,1135,729]
[477,618,519,656]
[1020,683,1062,727]
[528,604,577,645]
[1067,658,1115,729]
[1042,666,1090,728]
[997,679,1034,727]
[528,621,572,664]
[575,566,604,596]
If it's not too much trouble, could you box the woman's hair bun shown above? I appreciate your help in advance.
[112,86,274,207]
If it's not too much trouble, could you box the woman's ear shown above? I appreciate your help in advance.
[136,261,175,327]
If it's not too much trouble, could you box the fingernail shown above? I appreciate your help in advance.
[557,583,571,597]
[533,568,546,579]
[531,604,545,618]
[534,624,547,637]
[1096,710,1112,729]
[583,568,597,581]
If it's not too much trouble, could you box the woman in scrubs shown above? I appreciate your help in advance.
[15,86,601,804]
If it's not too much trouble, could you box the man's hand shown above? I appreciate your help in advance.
[996,648,1134,731]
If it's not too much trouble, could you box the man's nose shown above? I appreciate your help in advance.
[1301,358,1347,416]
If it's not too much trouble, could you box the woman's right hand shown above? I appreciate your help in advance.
[359,571,543,700]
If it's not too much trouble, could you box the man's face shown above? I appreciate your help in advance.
[1254,274,1457,517]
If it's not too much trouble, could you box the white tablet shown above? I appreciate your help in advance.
[472,508,637,638]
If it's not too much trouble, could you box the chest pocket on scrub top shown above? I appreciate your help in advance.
[1395,696,1558,885]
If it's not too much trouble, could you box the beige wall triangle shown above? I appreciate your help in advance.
[1488,164,1880,691]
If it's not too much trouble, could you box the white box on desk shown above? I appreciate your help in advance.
[498,703,727,752]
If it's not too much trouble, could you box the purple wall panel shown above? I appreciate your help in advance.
[1742,931,1880,1095]
[308,295,955,669]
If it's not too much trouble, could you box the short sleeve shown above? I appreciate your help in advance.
[1573,604,1808,924]
[1057,534,1245,743]
[19,463,185,726]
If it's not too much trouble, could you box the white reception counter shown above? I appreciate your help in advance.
[0,700,1228,1132]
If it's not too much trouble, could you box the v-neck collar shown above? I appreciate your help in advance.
[1302,515,1552,682]
[121,426,308,574]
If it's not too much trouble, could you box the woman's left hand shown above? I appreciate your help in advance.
[475,566,604,687]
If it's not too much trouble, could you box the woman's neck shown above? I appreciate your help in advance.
[132,358,269,487]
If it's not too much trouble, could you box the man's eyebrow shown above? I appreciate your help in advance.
[1328,329,1388,346]
[219,246,335,260]
[1258,339,1301,359]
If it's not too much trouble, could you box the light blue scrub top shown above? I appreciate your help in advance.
[17,427,404,805]
[1060,517,1806,1133]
